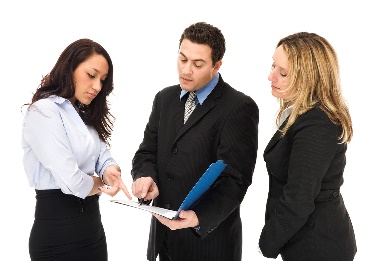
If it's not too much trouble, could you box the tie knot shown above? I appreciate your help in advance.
[188,91,196,101]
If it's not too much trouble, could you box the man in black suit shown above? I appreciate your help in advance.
[131,22,259,261]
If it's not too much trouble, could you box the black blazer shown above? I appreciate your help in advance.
[259,106,357,260]
[131,75,259,261]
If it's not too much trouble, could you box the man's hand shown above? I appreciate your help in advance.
[131,176,159,201]
[153,210,199,230]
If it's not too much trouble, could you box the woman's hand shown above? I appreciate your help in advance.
[100,165,132,200]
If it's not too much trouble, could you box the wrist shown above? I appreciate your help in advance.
[101,175,110,186]
[102,164,120,185]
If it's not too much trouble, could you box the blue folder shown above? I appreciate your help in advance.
[174,159,227,218]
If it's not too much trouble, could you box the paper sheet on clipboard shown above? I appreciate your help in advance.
[110,160,227,219]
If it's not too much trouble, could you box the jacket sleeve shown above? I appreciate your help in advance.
[192,96,259,238]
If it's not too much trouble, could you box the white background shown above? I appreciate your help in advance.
[2,1,388,260]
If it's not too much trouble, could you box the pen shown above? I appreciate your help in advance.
[138,198,145,206]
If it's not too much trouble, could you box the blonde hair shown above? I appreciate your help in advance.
[276,32,353,143]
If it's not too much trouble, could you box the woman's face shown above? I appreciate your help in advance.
[69,54,109,105]
[268,45,292,99]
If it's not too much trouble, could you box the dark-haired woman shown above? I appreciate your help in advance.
[22,38,132,261]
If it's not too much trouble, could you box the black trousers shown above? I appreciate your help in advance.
[158,240,172,261]
[29,189,107,261]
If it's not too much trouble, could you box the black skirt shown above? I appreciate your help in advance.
[29,189,107,261]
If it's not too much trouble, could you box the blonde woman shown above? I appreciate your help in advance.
[258,32,357,260]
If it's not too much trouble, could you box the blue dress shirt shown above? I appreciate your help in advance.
[22,95,118,199]
[180,73,219,104]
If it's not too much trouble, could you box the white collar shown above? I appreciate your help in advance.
[273,105,293,132]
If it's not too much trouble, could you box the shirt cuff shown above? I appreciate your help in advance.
[99,161,119,185]
[76,171,94,199]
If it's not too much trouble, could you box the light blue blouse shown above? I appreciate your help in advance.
[22,95,118,199]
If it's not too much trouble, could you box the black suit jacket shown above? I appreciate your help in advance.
[259,106,357,260]
[132,75,259,261]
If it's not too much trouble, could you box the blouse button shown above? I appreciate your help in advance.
[91,156,96,161]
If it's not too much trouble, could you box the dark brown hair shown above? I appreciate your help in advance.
[179,22,226,65]
[28,38,115,145]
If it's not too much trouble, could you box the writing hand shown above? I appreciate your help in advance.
[132,176,159,201]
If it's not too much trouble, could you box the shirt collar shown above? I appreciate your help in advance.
[273,105,293,132]
[180,73,219,105]
[47,95,68,104]
[48,95,79,112]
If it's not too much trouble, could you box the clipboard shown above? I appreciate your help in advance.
[110,160,227,219]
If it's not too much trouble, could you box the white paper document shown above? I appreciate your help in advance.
[111,199,178,219]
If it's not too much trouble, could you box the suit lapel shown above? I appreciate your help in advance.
[264,130,282,155]
[175,97,216,139]
[174,90,186,134]
[264,117,288,155]
[174,78,224,143]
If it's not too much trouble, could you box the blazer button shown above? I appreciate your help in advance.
[332,191,339,197]
[165,204,171,209]
[173,148,178,154]
[168,175,173,181]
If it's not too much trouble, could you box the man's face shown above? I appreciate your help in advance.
[177,39,221,92]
